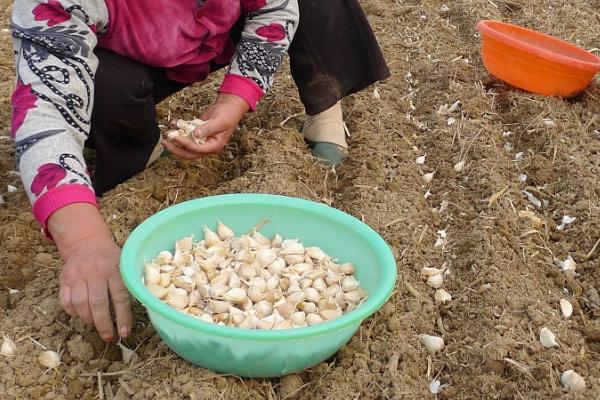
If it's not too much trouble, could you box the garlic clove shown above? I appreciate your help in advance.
[147,283,169,299]
[291,311,306,326]
[312,278,327,292]
[339,263,355,275]
[305,247,327,260]
[158,273,171,288]
[203,226,221,247]
[144,264,161,286]
[284,254,305,266]
[255,300,274,319]
[453,160,465,172]
[239,263,258,279]
[117,341,138,365]
[560,298,573,318]
[415,155,426,165]
[266,275,280,290]
[256,248,277,267]
[420,334,444,353]
[306,313,323,326]
[172,276,195,292]
[276,301,296,319]
[209,300,230,314]
[300,278,313,289]
[304,287,320,303]
[176,236,194,252]
[267,258,286,275]
[299,301,317,313]
[156,251,173,265]
[561,370,586,391]
[319,308,342,320]
[324,285,341,298]
[341,276,359,292]
[1,336,17,357]
[434,289,452,304]
[427,274,444,289]
[271,234,283,248]
[317,297,339,311]
[38,350,61,369]
[274,320,293,330]
[560,256,576,273]
[166,288,189,310]
[252,230,271,246]
[281,242,305,256]
[223,288,247,303]
[540,327,559,348]
[343,289,366,303]
[291,263,314,275]
[420,266,444,279]
[305,268,327,280]
[211,271,231,286]
[217,222,235,240]
[210,283,229,298]
[422,172,435,183]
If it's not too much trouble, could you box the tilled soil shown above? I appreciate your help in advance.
[1,0,600,399]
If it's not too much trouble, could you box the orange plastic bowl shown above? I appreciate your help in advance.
[477,20,600,98]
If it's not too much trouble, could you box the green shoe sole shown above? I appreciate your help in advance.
[305,139,348,167]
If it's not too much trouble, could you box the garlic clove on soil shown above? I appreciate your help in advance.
[434,289,452,304]
[420,334,444,354]
[38,351,61,369]
[540,327,559,348]
[560,299,573,318]
[561,370,586,391]
[118,341,139,365]
[422,172,435,184]
[560,256,576,273]
[1,336,17,357]
[415,155,426,165]
[427,274,444,289]
[453,160,465,172]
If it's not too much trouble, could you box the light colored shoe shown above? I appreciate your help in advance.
[302,101,349,167]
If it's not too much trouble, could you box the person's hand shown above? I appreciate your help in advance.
[49,203,132,342]
[162,93,249,160]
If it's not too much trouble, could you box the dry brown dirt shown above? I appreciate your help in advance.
[1,0,600,399]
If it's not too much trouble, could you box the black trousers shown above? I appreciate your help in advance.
[86,0,391,195]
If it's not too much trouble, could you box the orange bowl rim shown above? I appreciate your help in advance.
[476,20,600,72]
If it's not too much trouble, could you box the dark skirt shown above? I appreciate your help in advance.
[88,0,390,195]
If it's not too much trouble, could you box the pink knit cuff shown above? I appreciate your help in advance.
[33,184,98,238]
[219,74,264,111]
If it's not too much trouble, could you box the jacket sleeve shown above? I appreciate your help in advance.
[11,0,109,236]
[219,0,299,110]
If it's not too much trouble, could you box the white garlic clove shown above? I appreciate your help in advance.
[560,298,573,318]
[1,336,17,357]
[156,251,173,265]
[216,222,235,240]
[415,155,426,165]
[147,283,169,299]
[38,351,61,369]
[420,334,444,353]
[561,370,586,391]
[341,276,359,292]
[300,278,313,289]
[540,327,559,348]
[192,271,208,286]
[211,271,231,286]
[166,288,189,310]
[228,273,242,289]
[287,291,306,305]
[343,289,366,303]
[312,278,327,292]
[305,268,327,280]
[271,234,283,247]
[239,263,258,279]
[209,300,230,314]
[229,306,246,325]
[306,313,323,325]
[291,263,314,275]
[324,271,341,286]
[274,320,293,330]
[422,172,435,183]
[276,301,297,319]
[304,287,320,303]
[223,288,247,303]
[252,230,271,246]
[117,341,138,365]
[172,276,195,292]
[266,275,280,290]
[284,254,305,266]
[188,290,203,307]
[318,297,339,311]
[181,266,196,277]
[298,302,317,314]
[255,300,274,319]
[320,308,342,320]
[420,266,444,279]
[339,263,355,275]
[267,258,286,275]
[324,285,341,298]
[203,226,221,247]
[256,248,277,267]
[209,284,229,299]
[158,273,171,288]
[281,242,305,255]
[427,274,444,289]
[176,236,194,252]
[197,284,210,300]
[453,160,465,172]
[434,289,452,304]
[291,311,306,326]
[198,313,214,324]
[305,247,327,260]
[560,256,576,273]
[144,264,161,286]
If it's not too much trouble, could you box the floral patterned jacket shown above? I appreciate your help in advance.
[10,0,298,235]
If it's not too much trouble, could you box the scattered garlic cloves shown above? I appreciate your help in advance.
[420,334,444,354]
[1,336,17,357]
[561,370,586,391]
[427,274,444,289]
[422,172,435,184]
[560,299,573,318]
[540,327,559,348]
[38,350,61,369]
[434,289,452,304]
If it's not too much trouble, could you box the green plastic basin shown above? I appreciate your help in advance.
[120,194,397,377]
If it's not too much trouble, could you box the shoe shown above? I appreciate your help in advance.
[305,139,348,167]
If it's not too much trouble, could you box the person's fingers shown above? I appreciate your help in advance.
[194,118,228,140]
[59,283,77,317]
[196,134,228,154]
[70,280,93,325]
[172,136,204,153]
[108,274,133,338]
[88,280,114,342]
[161,140,200,160]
